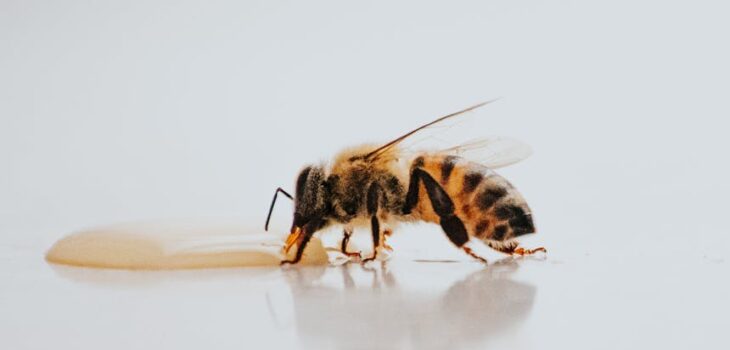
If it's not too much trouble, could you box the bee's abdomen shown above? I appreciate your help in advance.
[417,154,536,242]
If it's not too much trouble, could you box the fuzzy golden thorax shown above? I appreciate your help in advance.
[322,144,409,225]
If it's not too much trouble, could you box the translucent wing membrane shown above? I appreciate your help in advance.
[364,100,499,161]
[436,137,533,169]
[366,99,533,169]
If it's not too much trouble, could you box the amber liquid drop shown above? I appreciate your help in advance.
[45,221,327,269]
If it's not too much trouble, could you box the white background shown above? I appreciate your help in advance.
[1,1,729,349]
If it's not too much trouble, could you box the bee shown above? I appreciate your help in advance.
[265,100,545,264]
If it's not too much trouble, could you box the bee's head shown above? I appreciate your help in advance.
[290,165,331,233]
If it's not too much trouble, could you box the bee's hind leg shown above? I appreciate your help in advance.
[340,227,361,258]
[488,241,547,256]
[404,168,488,264]
[462,245,488,263]
[512,247,547,256]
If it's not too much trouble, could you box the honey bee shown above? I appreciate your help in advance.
[265,100,545,264]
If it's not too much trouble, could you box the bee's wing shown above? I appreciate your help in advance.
[363,99,500,162]
[433,137,533,169]
[362,99,532,168]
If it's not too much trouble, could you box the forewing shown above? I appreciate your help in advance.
[437,137,533,169]
[362,99,532,168]
[364,99,499,161]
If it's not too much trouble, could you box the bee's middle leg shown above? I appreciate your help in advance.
[382,228,394,252]
[362,183,383,264]
[405,168,488,264]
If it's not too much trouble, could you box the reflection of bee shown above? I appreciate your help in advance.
[279,261,536,349]
[265,101,546,264]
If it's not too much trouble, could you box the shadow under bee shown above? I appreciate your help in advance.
[276,260,537,350]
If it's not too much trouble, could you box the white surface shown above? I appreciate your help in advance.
[3,244,728,350]
[1,0,729,349]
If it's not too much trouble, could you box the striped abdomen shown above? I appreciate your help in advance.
[412,154,536,242]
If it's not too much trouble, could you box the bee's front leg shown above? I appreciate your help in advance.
[340,226,361,258]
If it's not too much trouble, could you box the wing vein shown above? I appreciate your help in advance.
[363,99,500,161]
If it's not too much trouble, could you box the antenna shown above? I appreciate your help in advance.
[264,187,293,231]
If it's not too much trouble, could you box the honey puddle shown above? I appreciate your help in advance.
[45,221,328,269]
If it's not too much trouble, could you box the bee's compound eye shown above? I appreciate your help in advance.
[294,166,328,217]
[295,167,314,200]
